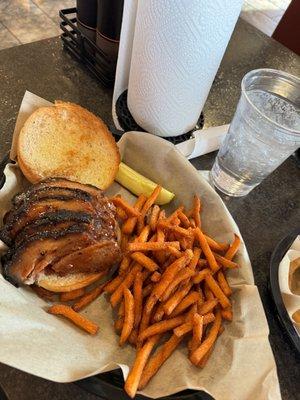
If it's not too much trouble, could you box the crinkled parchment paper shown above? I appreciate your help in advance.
[278,236,300,335]
[0,92,281,399]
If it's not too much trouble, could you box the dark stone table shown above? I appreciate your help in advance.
[0,18,299,400]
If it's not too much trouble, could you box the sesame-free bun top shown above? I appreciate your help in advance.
[17,101,120,189]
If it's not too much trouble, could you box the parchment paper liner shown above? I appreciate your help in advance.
[0,91,280,399]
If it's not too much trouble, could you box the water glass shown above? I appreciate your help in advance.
[210,68,300,196]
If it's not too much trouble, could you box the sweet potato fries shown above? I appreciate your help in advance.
[106,187,240,397]
[41,186,240,398]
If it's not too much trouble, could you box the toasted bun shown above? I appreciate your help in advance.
[37,272,103,292]
[17,101,120,189]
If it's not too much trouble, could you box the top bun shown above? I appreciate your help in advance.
[17,101,120,189]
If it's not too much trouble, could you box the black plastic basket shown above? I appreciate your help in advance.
[114,90,205,145]
[76,370,212,400]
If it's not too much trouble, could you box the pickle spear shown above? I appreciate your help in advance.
[115,162,175,205]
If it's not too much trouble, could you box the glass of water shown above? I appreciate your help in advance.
[210,68,300,197]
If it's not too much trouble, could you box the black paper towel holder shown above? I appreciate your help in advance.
[115,90,205,145]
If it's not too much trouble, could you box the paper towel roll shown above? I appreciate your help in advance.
[127,0,243,137]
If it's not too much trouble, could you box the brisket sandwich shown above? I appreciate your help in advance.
[0,178,121,292]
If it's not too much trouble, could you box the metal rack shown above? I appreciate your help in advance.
[59,8,115,88]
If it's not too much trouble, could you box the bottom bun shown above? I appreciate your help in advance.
[37,272,104,292]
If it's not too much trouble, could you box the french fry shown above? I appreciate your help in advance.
[173,322,192,337]
[124,334,160,398]
[142,283,154,298]
[142,269,151,281]
[122,194,147,235]
[197,286,205,303]
[179,237,188,250]
[136,218,145,235]
[135,194,148,211]
[127,241,180,252]
[187,228,195,248]
[213,252,238,269]
[166,245,182,258]
[204,274,231,309]
[150,205,160,231]
[118,300,125,317]
[204,282,215,301]
[188,247,201,270]
[141,186,162,217]
[170,291,200,317]
[192,195,201,228]
[138,334,183,390]
[155,228,166,264]
[137,186,162,234]
[225,234,241,260]
[134,272,143,328]
[198,299,219,315]
[204,235,229,252]
[172,217,181,226]
[104,275,123,293]
[131,252,159,272]
[73,284,105,312]
[193,268,211,284]
[48,304,98,335]
[190,310,222,364]
[217,271,232,296]
[150,271,161,282]
[121,234,129,252]
[194,228,219,272]
[152,303,165,322]
[158,210,166,221]
[177,210,190,228]
[190,314,204,355]
[157,221,192,238]
[152,251,193,301]
[198,345,213,368]
[128,329,138,346]
[114,317,124,332]
[122,217,137,235]
[110,264,141,308]
[163,284,192,315]
[221,308,233,321]
[156,227,165,240]
[173,313,215,337]
[138,315,186,342]
[189,218,196,228]
[112,197,140,217]
[138,310,152,347]
[120,288,135,346]
[165,206,183,224]
[149,233,157,242]
[119,256,131,275]
[187,303,198,321]
[160,268,195,302]
[134,225,150,243]
[116,206,128,220]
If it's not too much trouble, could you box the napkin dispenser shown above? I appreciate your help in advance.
[112,0,243,145]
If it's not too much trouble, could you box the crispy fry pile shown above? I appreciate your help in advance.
[108,186,241,398]
[39,185,240,398]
